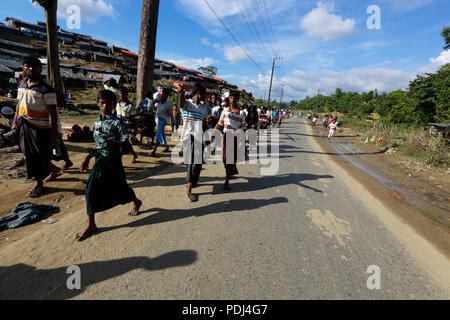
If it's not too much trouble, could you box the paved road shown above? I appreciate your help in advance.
[1,118,448,299]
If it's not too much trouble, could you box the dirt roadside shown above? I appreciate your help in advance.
[0,120,177,250]
[309,122,450,260]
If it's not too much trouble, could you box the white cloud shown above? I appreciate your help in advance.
[239,67,415,100]
[380,60,392,66]
[174,0,241,31]
[300,2,355,41]
[418,50,450,73]
[165,56,217,70]
[56,0,117,23]
[429,50,450,66]
[200,37,211,46]
[224,45,248,63]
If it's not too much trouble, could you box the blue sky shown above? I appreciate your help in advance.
[1,0,449,101]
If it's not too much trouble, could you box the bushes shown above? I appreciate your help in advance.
[360,123,449,170]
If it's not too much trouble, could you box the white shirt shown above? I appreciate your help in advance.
[329,123,337,131]
[155,101,173,123]
[211,106,223,118]
[181,99,208,141]
[219,110,247,132]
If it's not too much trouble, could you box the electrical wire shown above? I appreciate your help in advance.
[202,0,265,74]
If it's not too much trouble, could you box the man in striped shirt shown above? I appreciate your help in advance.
[178,83,209,202]
[11,57,62,198]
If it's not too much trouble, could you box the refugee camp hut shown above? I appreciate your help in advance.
[0,64,14,85]
[0,22,22,36]
[154,70,182,81]
[112,45,128,54]
[59,29,91,43]
[6,17,50,33]
[93,52,124,66]
[79,41,109,54]
[0,47,30,59]
[122,50,138,64]
[0,57,23,71]
[0,39,46,56]
[428,123,450,138]
[60,49,91,62]
[92,39,108,47]
[175,65,204,82]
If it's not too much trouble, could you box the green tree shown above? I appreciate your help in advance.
[198,66,218,77]
[442,26,450,50]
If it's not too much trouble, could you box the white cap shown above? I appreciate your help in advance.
[153,92,162,101]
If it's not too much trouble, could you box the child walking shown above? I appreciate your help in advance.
[76,90,142,241]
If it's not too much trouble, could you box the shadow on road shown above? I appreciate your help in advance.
[209,174,333,194]
[0,250,197,300]
[101,197,289,230]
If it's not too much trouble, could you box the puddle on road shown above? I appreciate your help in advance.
[310,124,449,227]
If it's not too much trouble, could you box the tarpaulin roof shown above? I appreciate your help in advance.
[0,58,22,70]
[0,64,13,74]
[429,123,450,128]
[0,38,38,50]
[122,50,138,58]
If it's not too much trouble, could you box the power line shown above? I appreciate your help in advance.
[252,0,279,58]
[262,0,280,57]
[239,0,272,62]
[202,0,265,74]
[234,0,272,63]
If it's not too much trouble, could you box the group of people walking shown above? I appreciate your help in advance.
[307,112,338,142]
[4,56,292,241]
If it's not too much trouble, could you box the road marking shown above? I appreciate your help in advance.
[307,209,352,248]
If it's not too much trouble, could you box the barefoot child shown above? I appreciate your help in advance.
[76,90,142,241]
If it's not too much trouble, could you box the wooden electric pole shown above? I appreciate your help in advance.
[137,0,160,104]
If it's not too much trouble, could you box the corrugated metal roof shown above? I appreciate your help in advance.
[0,58,23,70]
[0,64,13,73]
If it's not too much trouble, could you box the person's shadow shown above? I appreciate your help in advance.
[0,250,197,300]
[207,174,333,194]
[100,197,289,232]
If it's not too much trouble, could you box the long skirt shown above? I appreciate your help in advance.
[18,116,52,181]
[85,150,136,215]
[222,133,239,177]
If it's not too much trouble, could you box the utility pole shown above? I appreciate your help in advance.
[315,88,320,112]
[137,0,160,104]
[279,83,285,105]
[267,56,282,109]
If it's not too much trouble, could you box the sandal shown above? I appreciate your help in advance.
[186,193,198,202]
[27,186,44,198]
